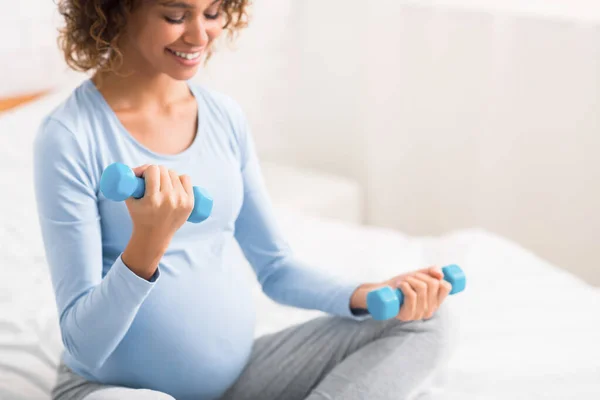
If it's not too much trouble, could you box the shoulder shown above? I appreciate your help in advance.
[34,80,99,155]
[33,80,102,175]
[189,82,245,117]
[188,82,249,139]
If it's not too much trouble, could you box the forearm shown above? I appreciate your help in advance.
[59,254,158,369]
[50,229,166,368]
[260,258,367,319]
[63,232,169,367]
[122,230,171,280]
[232,115,371,319]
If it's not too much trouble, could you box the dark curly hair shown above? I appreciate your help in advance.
[57,0,250,74]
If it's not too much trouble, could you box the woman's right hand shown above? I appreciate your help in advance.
[121,164,194,280]
[125,164,194,237]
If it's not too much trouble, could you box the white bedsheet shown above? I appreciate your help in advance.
[1,89,599,399]
[256,212,600,400]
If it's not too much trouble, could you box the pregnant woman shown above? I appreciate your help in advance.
[33,1,452,399]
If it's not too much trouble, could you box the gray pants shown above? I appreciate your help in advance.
[52,310,450,400]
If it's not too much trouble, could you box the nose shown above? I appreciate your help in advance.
[183,17,209,48]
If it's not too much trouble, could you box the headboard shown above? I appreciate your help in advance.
[0,92,49,114]
[0,1,65,114]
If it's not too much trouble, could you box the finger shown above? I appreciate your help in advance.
[180,175,194,212]
[159,165,173,193]
[413,266,443,280]
[143,165,160,195]
[438,280,452,307]
[405,276,427,320]
[169,169,183,192]
[131,164,151,177]
[415,272,440,319]
[397,282,416,321]
[427,266,444,281]
[180,174,194,198]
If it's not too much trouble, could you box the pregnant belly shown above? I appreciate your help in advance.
[96,270,257,400]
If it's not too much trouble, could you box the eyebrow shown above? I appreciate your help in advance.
[160,0,219,9]
[160,1,195,9]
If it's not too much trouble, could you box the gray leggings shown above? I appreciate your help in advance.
[52,310,450,400]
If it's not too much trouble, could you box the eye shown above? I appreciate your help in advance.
[165,14,186,24]
[204,11,220,20]
[204,2,222,20]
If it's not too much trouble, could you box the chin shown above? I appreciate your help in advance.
[165,67,201,81]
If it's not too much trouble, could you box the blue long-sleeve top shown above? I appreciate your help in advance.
[32,79,364,400]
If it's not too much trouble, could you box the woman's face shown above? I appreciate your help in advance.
[123,0,224,80]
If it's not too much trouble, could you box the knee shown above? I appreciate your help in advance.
[425,305,456,366]
[423,305,454,352]
[136,389,176,400]
[84,388,176,400]
[383,305,455,362]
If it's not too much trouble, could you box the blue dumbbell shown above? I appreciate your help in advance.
[366,264,466,320]
[100,162,213,223]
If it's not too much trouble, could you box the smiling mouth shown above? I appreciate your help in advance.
[166,48,202,60]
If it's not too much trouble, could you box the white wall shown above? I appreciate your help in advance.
[360,4,600,286]
[254,1,600,285]
[194,0,295,157]
[0,1,79,96]
[409,0,600,23]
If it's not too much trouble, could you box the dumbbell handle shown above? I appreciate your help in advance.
[128,175,147,200]
[100,162,213,224]
[366,264,466,321]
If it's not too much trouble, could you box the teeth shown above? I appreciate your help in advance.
[170,49,201,60]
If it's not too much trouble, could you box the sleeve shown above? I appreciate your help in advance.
[231,110,368,319]
[33,118,159,369]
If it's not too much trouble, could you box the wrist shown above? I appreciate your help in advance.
[350,283,374,311]
[122,230,171,280]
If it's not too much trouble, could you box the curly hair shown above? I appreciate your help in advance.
[57,0,250,74]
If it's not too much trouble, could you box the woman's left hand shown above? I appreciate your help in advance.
[350,266,452,321]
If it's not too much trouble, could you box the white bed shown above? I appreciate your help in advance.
[0,87,599,399]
